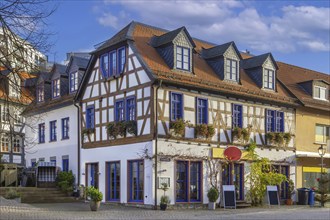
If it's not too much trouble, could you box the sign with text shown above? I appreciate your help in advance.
[267,185,280,207]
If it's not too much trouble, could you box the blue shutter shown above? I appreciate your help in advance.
[238,105,243,128]
[280,112,284,132]
[271,110,275,132]
[91,107,95,128]
[265,109,269,132]
[232,103,235,128]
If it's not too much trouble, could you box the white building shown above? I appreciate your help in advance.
[75,22,297,207]
[24,56,89,184]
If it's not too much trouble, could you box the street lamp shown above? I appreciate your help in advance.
[318,144,326,173]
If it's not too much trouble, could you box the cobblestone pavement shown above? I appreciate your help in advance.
[1,198,329,220]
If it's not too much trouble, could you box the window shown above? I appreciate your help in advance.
[13,138,20,153]
[1,106,9,122]
[196,98,208,124]
[100,47,126,78]
[50,120,57,141]
[106,161,120,201]
[62,157,69,172]
[226,59,238,81]
[100,53,109,78]
[31,159,36,167]
[50,157,56,165]
[128,160,144,202]
[263,69,275,90]
[176,46,190,71]
[70,71,78,92]
[170,93,183,121]
[86,105,95,129]
[37,84,44,102]
[315,124,330,144]
[118,47,126,74]
[110,51,117,77]
[52,78,60,98]
[176,161,202,202]
[38,123,45,143]
[126,97,135,121]
[266,110,284,132]
[115,100,124,122]
[1,135,9,152]
[232,104,243,128]
[62,118,69,139]
[314,86,327,101]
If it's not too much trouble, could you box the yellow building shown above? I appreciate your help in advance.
[278,62,330,189]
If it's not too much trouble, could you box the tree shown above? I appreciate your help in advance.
[0,0,56,165]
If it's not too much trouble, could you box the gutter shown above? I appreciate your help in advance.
[74,101,81,186]
[154,80,162,210]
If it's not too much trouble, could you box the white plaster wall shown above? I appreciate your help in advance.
[80,141,154,204]
[25,105,79,180]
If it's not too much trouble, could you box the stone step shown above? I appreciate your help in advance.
[22,196,80,203]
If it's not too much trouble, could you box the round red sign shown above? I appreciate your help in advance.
[223,146,242,161]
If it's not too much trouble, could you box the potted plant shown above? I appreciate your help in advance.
[286,179,295,205]
[125,121,137,136]
[283,133,293,146]
[160,183,170,210]
[86,186,103,211]
[169,119,192,138]
[195,124,215,139]
[207,187,219,210]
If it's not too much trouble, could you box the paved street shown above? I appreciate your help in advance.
[1,198,329,220]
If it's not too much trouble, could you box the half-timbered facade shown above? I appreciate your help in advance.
[76,22,300,206]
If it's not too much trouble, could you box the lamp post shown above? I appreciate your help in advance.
[318,144,326,207]
[318,144,326,174]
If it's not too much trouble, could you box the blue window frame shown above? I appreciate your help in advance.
[110,51,117,77]
[100,53,109,78]
[128,160,144,202]
[50,120,57,141]
[226,59,238,81]
[232,104,243,128]
[126,97,136,121]
[106,161,120,201]
[86,105,95,129]
[70,71,78,92]
[52,78,60,98]
[176,161,202,202]
[176,46,190,71]
[196,98,208,124]
[62,158,69,172]
[266,109,284,132]
[62,117,69,139]
[276,111,284,132]
[263,69,275,90]
[50,157,56,165]
[118,47,126,74]
[38,123,45,143]
[115,100,125,122]
[170,92,183,121]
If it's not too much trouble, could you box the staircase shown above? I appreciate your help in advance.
[220,200,252,209]
[0,187,80,203]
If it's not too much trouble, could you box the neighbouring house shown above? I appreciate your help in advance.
[277,63,330,190]
[75,21,299,206]
[23,56,89,185]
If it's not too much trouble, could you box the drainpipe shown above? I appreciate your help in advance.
[74,101,81,186]
[154,80,162,210]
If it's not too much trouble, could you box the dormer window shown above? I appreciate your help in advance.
[263,69,275,90]
[70,71,78,92]
[52,78,60,98]
[176,46,190,71]
[37,84,44,102]
[313,86,327,100]
[226,59,238,81]
[100,47,126,79]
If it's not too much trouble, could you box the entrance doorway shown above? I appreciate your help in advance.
[85,163,99,188]
[222,163,244,200]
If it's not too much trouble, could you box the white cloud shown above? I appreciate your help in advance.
[94,1,330,53]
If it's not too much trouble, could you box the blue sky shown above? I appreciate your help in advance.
[46,0,330,74]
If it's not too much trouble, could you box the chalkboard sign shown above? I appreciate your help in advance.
[223,185,236,209]
[267,186,280,207]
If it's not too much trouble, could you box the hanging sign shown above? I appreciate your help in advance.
[223,146,242,161]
